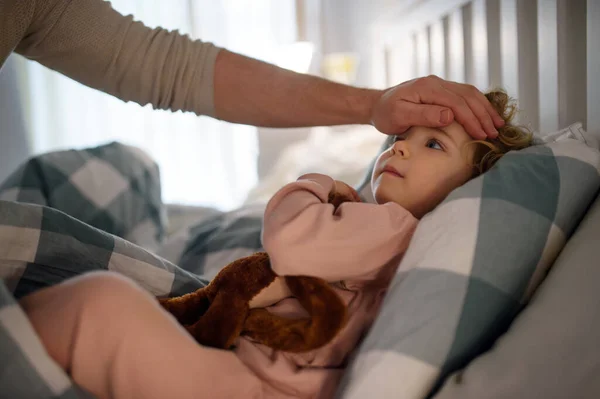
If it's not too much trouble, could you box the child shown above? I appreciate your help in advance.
[19,89,531,399]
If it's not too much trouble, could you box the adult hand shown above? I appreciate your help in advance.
[370,75,505,139]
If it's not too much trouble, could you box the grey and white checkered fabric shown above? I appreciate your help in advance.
[0,142,167,252]
[336,128,600,399]
[1,128,599,398]
[0,142,209,398]
[0,197,212,398]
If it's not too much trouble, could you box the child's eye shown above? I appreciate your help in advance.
[426,139,443,150]
[393,135,404,142]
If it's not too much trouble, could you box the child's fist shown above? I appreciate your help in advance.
[328,180,361,209]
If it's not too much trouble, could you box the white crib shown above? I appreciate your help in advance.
[367,0,599,136]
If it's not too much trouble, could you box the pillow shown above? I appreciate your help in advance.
[0,142,167,251]
[336,127,600,399]
[355,122,598,202]
[355,135,393,203]
[433,184,600,398]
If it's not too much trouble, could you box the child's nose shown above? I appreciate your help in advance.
[392,140,410,158]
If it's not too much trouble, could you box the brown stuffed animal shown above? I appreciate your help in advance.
[158,187,360,353]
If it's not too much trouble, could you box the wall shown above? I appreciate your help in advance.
[256,0,411,179]
[321,0,420,86]
[0,56,30,183]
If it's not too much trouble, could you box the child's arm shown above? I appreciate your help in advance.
[262,173,418,282]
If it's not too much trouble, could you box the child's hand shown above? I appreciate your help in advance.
[328,180,361,209]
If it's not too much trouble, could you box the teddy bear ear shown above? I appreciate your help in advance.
[243,275,347,353]
[328,191,360,210]
[328,192,343,208]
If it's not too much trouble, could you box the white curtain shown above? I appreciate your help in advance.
[17,0,299,211]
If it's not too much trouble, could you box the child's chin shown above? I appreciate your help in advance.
[373,189,399,206]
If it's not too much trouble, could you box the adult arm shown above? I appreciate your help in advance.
[14,0,220,116]
[214,51,505,139]
[13,0,503,138]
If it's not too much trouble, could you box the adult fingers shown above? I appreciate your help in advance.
[412,76,501,139]
[390,102,456,133]
[442,80,504,137]
[411,77,486,139]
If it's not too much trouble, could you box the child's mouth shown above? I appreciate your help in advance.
[383,166,403,178]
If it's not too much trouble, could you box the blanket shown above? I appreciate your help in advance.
[0,142,256,398]
[3,134,597,399]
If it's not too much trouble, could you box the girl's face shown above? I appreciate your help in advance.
[371,122,475,219]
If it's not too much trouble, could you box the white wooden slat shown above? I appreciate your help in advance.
[370,40,389,89]
[430,20,446,78]
[416,28,431,76]
[301,0,322,49]
[486,0,502,89]
[500,0,519,100]
[384,47,392,87]
[470,0,489,90]
[557,0,587,131]
[537,0,559,133]
[516,0,540,132]
[443,16,451,79]
[376,0,472,42]
[588,0,600,135]
[386,38,417,85]
[446,9,466,83]
[462,2,474,84]
[295,0,306,41]
[372,0,596,137]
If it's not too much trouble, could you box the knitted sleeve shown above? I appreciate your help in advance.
[13,0,221,116]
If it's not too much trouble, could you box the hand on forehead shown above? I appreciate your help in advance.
[371,76,504,140]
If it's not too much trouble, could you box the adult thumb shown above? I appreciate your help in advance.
[398,103,454,128]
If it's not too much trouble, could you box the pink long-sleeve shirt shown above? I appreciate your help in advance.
[20,174,418,399]
[234,173,418,398]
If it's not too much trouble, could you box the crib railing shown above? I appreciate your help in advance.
[371,0,599,135]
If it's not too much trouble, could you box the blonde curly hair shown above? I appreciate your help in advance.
[469,89,533,176]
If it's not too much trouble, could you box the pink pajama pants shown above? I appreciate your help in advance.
[19,271,264,399]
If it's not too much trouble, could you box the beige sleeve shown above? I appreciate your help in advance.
[14,0,221,117]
